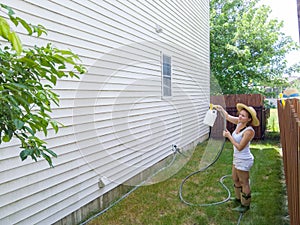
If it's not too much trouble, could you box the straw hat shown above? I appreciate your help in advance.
[236,103,260,126]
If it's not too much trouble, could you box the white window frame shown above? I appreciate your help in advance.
[161,53,172,97]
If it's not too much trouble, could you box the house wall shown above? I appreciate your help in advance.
[0,0,210,224]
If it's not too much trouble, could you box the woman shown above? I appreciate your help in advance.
[216,103,260,213]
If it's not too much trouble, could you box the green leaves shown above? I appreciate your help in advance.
[19,135,57,167]
[14,119,25,129]
[0,16,22,55]
[0,4,86,167]
[0,4,47,55]
[210,0,299,95]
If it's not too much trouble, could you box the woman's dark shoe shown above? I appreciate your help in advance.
[233,191,251,213]
[232,204,250,213]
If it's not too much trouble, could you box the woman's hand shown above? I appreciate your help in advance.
[214,105,228,119]
[214,105,223,111]
[223,129,231,138]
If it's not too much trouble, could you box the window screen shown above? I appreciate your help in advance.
[162,54,171,97]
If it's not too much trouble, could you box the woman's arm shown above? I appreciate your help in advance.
[223,129,254,151]
[215,105,239,124]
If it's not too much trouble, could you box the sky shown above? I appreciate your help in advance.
[261,0,299,42]
[260,0,299,76]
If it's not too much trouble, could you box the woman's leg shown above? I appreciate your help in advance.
[233,169,251,212]
[232,165,242,201]
[232,165,240,186]
[237,170,250,194]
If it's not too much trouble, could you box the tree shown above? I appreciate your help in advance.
[290,77,300,90]
[210,0,300,95]
[0,4,86,166]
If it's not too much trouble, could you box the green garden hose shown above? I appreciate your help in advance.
[178,109,245,224]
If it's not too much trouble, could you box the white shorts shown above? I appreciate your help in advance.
[233,158,254,171]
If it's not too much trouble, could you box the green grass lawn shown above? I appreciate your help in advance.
[85,128,287,225]
[267,108,279,133]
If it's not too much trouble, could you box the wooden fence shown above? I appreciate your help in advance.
[210,94,269,139]
[277,98,300,225]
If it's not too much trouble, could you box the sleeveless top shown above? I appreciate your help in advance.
[232,123,254,160]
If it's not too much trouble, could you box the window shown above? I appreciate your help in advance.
[162,54,172,97]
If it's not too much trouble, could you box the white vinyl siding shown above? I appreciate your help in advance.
[0,0,210,224]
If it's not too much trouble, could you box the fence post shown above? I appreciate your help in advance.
[277,99,300,225]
